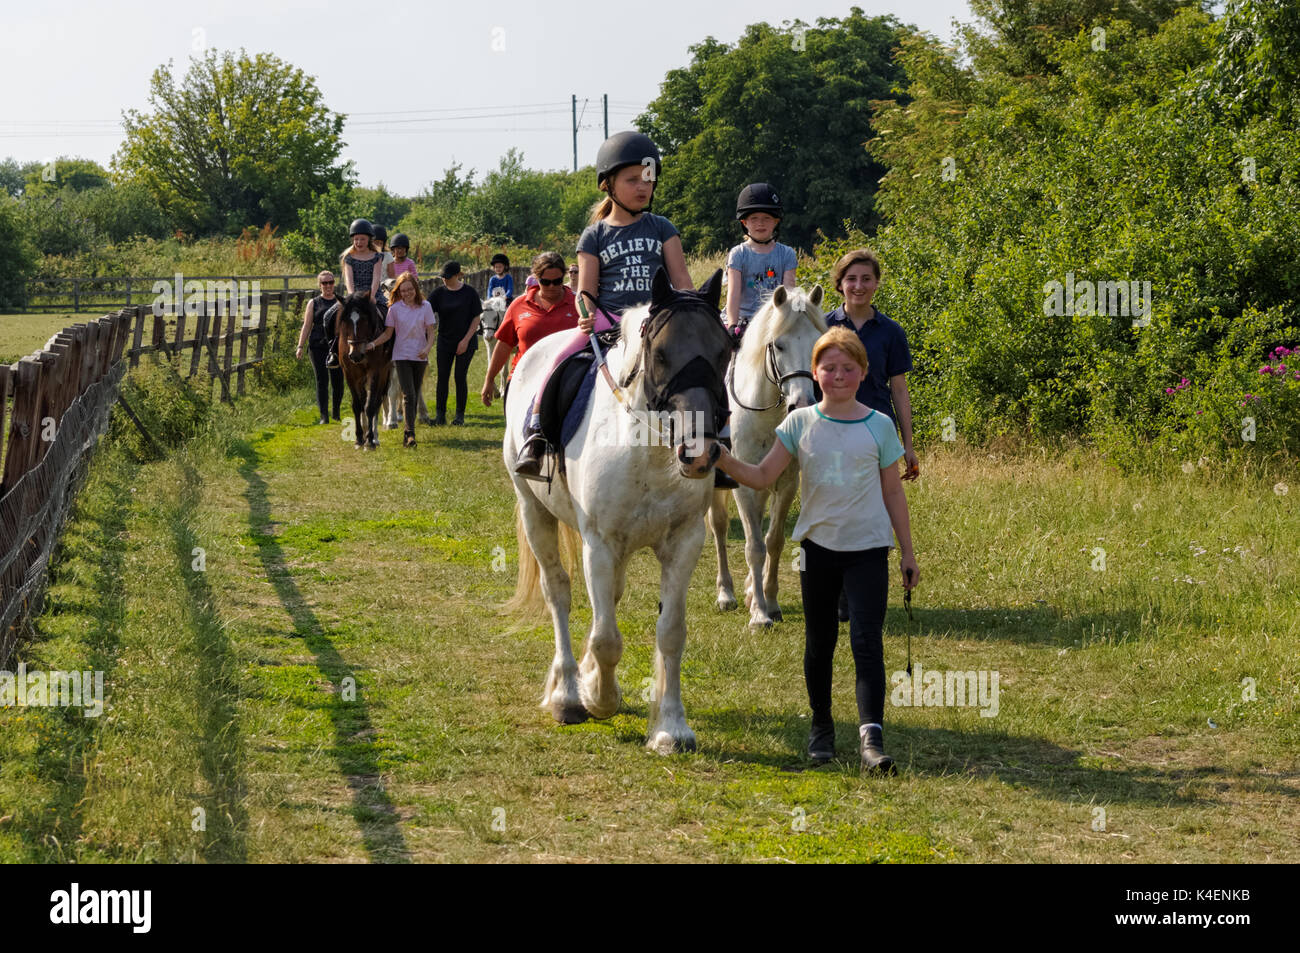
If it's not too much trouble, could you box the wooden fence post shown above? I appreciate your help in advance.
[254,296,268,386]
[2,359,44,489]
[223,298,235,402]
[128,306,145,368]
[190,305,208,379]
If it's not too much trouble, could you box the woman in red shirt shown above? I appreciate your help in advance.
[481,252,579,407]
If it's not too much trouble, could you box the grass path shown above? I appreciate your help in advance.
[1,362,1297,862]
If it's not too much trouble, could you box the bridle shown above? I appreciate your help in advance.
[615,291,735,443]
[726,337,814,413]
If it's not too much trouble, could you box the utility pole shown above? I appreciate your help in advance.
[603,93,608,140]
[572,94,578,173]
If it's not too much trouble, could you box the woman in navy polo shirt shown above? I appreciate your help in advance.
[824,248,919,621]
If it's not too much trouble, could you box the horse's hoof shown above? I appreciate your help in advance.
[770,607,783,622]
[717,595,738,612]
[647,730,697,755]
[552,705,590,725]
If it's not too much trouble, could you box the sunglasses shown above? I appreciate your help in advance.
[537,277,564,286]
[320,280,334,285]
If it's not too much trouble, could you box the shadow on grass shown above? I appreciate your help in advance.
[168,463,249,862]
[230,437,412,863]
[883,606,1149,648]
[684,708,1298,808]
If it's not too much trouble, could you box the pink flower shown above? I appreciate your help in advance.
[1196,410,1204,415]
[1165,388,1174,394]
[1259,366,1272,374]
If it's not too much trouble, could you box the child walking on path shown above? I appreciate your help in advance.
[716,326,920,773]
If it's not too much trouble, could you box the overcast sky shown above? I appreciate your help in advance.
[2,0,972,196]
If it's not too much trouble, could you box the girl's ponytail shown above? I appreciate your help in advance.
[588,195,614,225]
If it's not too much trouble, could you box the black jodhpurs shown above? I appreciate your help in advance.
[799,538,890,726]
[393,359,428,433]
[435,336,476,419]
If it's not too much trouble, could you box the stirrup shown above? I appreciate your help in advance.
[514,433,553,483]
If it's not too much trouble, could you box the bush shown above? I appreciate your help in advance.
[258,310,314,393]
[111,359,214,463]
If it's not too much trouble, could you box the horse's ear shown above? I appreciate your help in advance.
[772,285,788,308]
[698,268,723,312]
[809,284,824,307]
[652,267,673,306]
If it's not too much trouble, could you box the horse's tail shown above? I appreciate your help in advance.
[503,499,581,614]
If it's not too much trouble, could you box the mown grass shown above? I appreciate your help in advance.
[0,352,1296,863]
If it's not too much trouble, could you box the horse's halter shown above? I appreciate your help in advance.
[346,303,385,360]
[625,292,735,443]
[727,337,815,413]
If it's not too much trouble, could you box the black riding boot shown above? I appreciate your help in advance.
[514,423,550,480]
[808,717,835,763]
[860,724,896,775]
[323,301,341,368]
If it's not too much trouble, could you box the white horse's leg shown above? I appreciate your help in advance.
[736,485,775,627]
[647,522,704,754]
[707,488,737,611]
[416,378,432,424]
[762,478,797,623]
[520,500,584,723]
[577,540,623,719]
[383,372,401,429]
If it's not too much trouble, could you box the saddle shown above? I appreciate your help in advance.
[529,328,620,474]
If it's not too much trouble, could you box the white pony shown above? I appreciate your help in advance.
[480,292,509,398]
[707,285,825,626]
[506,269,733,754]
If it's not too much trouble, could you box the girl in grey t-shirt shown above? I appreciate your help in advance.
[726,183,798,328]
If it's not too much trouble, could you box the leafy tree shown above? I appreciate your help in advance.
[455,149,562,246]
[114,49,347,235]
[0,158,40,198]
[281,183,361,272]
[0,198,39,308]
[355,183,412,233]
[839,1,1300,462]
[636,10,909,252]
[21,156,111,199]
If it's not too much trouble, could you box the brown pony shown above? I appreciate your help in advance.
[337,293,393,449]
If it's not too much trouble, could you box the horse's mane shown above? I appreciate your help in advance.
[736,288,827,378]
[612,302,647,400]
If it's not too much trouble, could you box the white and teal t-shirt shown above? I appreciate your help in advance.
[774,405,905,551]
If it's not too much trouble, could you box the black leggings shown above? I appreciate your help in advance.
[394,359,428,433]
[799,539,889,726]
[308,340,344,419]
[435,337,476,419]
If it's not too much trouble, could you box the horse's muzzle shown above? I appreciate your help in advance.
[676,437,720,478]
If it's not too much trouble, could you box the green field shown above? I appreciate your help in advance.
[0,313,121,364]
[0,357,1296,863]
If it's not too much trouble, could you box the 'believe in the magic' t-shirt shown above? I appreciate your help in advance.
[576,213,679,315]
[774,405,905,551]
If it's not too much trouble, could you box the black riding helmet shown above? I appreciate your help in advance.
[491,253,510,267]
[596,131,662,214]
[736,183,782,244]
[373,224,388,244]
[349,218,374,237]
[391,232,410,249]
